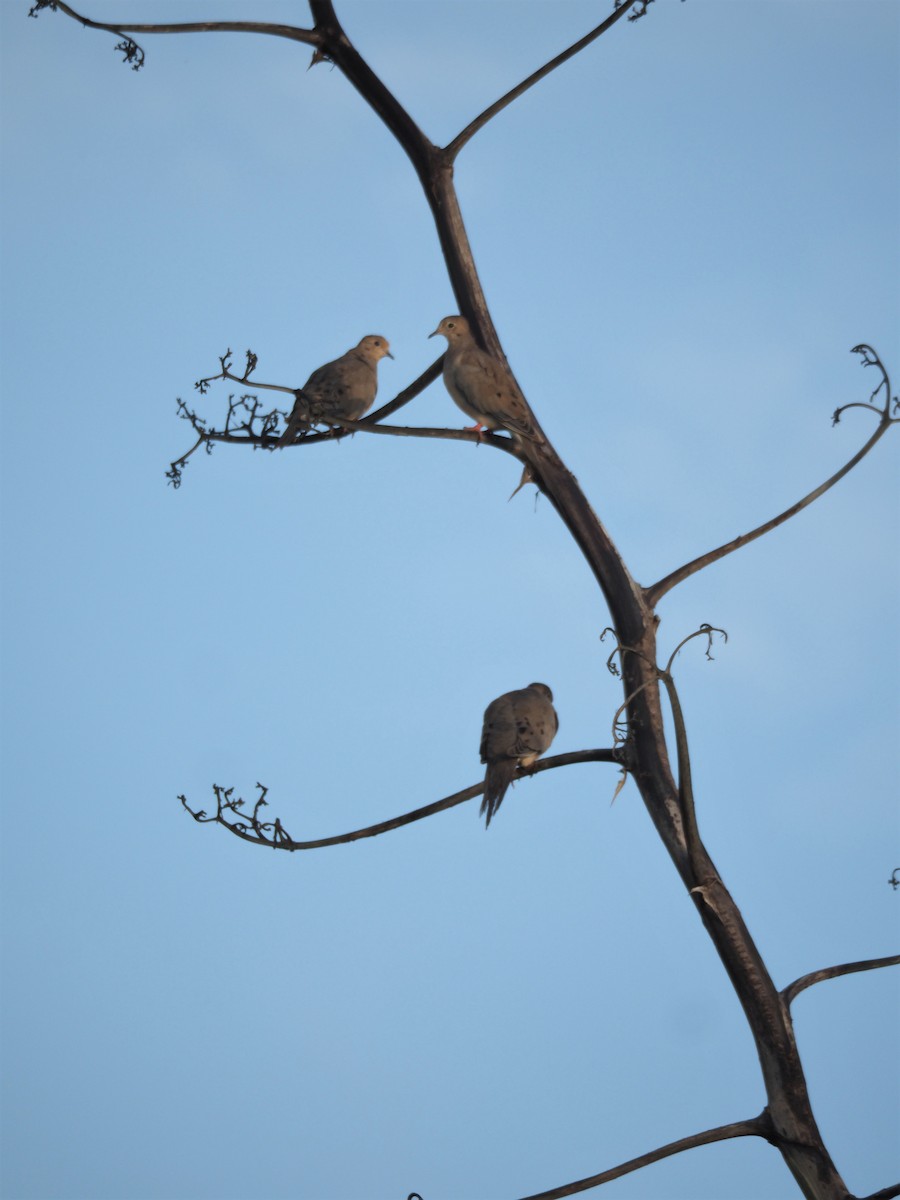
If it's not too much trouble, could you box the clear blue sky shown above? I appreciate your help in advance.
[1,3,898,1199]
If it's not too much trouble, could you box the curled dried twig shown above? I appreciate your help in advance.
[600,625,728,871]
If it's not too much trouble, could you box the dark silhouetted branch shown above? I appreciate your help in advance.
[446,1,638,159]
[32,0,319,69]
[173,353,531,473]
[782,955,900,1009]
[858,1185,900,1200]
[517,1113,771,1200]
[166,434,207,489]
[180,750,619,851]
[645,346,897,608]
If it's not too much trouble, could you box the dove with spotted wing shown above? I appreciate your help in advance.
[429,316,537,439]
[277,334,392,447]
[479,682,558,827]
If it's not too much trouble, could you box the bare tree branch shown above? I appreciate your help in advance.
[174,353,534,474]
[180,750,619,851]
[40,5,895,1194]
[644,346,897,608]
[32,0,319,67]
[782,955,900,1009]
[166,433,207,489]
[446,1,638,159]
[858,1185,900,1200]
[516,1113,771,1200]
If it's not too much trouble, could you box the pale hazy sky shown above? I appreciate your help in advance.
[1,3,898,1199]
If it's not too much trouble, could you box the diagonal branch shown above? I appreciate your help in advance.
[645,347,897,608]
[180,749,619,851]
[187,353,529,460]
[516,1113,772,1200]
[858,1185,900,1200]
[270,356,449,443]
[782,955,900,1009]
[445,1,637,159]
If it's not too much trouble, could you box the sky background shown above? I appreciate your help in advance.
[1,2,898,1199]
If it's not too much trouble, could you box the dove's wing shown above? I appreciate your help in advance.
[479,684,558,827]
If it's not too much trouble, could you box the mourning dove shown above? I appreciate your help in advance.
[479,682,558,827]
[277,335,393,447]
[428,316,537,439]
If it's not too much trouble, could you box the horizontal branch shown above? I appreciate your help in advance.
[210,419,527,456]
[782,954,900,1009]
[645,348,897,607]
[446,0,637,158]
[517,1113,771,1200]
[180,749,619,851]
[42,1,319,50]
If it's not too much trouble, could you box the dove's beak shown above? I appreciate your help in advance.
[386,351,394,359]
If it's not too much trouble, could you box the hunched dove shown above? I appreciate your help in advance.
[277,335,393,447]
[429,316,537,439]
[479,682,558,827]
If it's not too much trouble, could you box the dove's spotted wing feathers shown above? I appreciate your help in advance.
[479,682,558,827]
[277,335,392,446]
[429,316,537,439]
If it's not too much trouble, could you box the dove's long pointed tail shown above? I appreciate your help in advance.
[480,760,517,828]
[276,407,310,448]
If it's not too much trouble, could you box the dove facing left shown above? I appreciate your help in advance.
[277,334,393,447]
[429,315,537,440]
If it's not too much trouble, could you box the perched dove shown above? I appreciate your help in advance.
[479,682,558,827]
[277,335,393,447]
[428,316,537,439]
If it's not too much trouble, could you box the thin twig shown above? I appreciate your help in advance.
[211,420,526,456]
[645,347,897,607]
[166,434,206,488]
[858,1185,900,1200]
[516,1114,770,1200]
[446,1,638,159]
[269,356,447,445]
[782,955,900,1009]
[180,749,619,851]
[40,1,319,52]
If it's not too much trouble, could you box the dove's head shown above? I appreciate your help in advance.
[429,315,471,343]
[357,335,393,362]
[527,683,554,702]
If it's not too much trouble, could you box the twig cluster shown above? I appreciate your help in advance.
[166,347,520,487]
